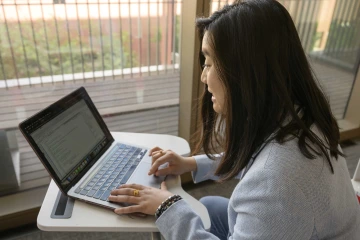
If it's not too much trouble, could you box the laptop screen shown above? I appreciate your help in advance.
[19,87,114,193]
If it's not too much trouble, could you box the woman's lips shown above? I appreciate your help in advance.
[211,96,216,102]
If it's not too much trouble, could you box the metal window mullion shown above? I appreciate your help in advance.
[2,3,19,87]
[328,0,345,55]
[156,0,160,74]
[28,0,43,86]
[52,2,65,83]
[331,0,349,56]
[40,0,54,85]
[316,0,328,54]
[75,1,86,82]
[98,0,105,81]
[341,0,359,57]
[296,0,307,44]
[302,0,318,52]
[293,0,303,31]
[172,0,176,73]
[301,0,314,51]
[128,0,133,77]
[307,0,322,52]
[15,1,31,86]
[86,0,96,81]
[325,0,340,55]
[118,0,124,79]
[147,0,151,76]
[342,0,356,55]
[138,0,142,76]
[108,0,115,80]
[165,1,169,73]
[64,1,76,82]
[345,0,357,23]
[334,0,354,58]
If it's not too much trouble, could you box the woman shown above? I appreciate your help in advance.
[108,0,360,239]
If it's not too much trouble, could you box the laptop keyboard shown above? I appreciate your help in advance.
[74,143,147,201]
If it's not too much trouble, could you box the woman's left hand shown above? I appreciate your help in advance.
[109,182,173,215]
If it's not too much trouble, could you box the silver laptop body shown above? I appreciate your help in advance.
[68,141,163,209]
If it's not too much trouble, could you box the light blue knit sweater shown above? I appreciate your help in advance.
[155,132,360,239]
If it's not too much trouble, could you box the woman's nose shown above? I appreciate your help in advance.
[201,70,207,84]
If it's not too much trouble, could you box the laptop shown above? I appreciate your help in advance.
[19,87,164,209]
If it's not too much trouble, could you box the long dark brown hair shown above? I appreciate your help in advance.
[192,0,343,181]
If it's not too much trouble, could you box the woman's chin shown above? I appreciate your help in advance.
[212,103,222,114]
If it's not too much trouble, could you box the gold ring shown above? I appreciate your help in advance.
[133,189,140,197]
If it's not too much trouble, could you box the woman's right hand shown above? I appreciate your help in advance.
[147,147,197,176]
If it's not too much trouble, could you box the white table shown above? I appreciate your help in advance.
[352,180,360,194]
[37,132,211,239]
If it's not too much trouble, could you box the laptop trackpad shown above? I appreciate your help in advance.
[127,162,165,188]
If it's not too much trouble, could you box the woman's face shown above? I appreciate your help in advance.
[201,32,225,114]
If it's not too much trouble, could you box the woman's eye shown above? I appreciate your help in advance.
[202,64,210,69]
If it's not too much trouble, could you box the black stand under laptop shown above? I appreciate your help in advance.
[50,190,74,219]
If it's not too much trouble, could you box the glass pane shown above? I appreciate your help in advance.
[0,0,182,196]
[279,0,360,120]
[210,0,360,120]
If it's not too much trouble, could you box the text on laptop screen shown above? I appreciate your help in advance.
[30,99,106,186]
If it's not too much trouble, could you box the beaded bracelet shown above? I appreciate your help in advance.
[155,194,182,219]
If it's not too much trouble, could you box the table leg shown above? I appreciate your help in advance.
[151,232,162,240]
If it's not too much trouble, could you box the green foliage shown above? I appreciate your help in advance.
[0,19,136,80]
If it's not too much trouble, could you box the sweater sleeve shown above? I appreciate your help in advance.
[191,153,243,183]
[155,199,220,240]
[191,154,222,183]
